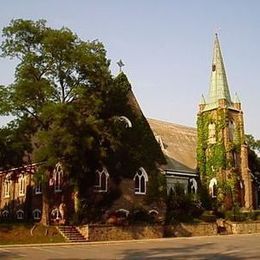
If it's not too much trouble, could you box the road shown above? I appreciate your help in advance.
[1,233,260,259]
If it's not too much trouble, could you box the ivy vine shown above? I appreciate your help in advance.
[197,108,242,206]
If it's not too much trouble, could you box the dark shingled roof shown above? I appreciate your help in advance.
[148,118,197,173]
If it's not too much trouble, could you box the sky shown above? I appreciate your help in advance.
[0,0,260,139]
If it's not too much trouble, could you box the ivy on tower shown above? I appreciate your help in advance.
[197,34,253,210]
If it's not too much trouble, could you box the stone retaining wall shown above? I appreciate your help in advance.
[164,223,218,237]
[227,221,260,234]
[78,221,260,241]
[78,223,217,241]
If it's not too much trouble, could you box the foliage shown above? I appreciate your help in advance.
[245,134,260,153]
[0,117,33,168]
[0,19,112,172]
[245,134,260,174]
[197,110,227,182]
[224,209,260,222]
[146,170,166,204]
[196,108,244,209]
[165,183,203,224]
[199,211,217,222]
[0,19,166,223]
[198,184,213,210]
[128,206,155,225]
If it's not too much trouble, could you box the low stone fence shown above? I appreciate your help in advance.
[226,221,260,234]
[77,221,260,241]
[164,223,218,237]
[78,223,217,241]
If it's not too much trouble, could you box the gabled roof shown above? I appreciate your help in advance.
[148,118,197,173]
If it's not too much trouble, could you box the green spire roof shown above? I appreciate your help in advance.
[205,34,232,110]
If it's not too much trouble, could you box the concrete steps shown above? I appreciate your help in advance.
[57,225,87,242]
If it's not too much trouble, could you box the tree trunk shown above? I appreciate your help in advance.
[74,186,80,214]
[41,181,50,225]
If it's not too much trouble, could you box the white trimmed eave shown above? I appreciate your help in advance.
[164,169,198,177]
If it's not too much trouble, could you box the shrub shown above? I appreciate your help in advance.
[128,207,155,225]
[165,183,203,224]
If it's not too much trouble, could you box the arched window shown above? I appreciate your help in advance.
[35,182,42,195]
[229,121,235,142]
[208,123,216,144]
[149,209,159,215]
[4,180,10,198]
[18,174,26,196]
[94,168,109,192]
[53,162,63,192]
[2,210,9,218]
[116,209,130,218]
[134,167,148,195]
[209,178,217,198]
[232,150,238,168]
[190,178,198,193]
[16,210,24,220]
[51,208,60,220]
[32,209,42,220]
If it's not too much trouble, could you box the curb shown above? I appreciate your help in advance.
[1,233,260,248]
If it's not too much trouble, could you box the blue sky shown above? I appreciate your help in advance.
[0,1,260,138]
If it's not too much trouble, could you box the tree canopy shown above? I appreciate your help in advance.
[245,134,260,177]
[245,134,260,154]
[0,19,165,221]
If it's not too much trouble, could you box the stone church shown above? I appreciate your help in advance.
[197,34,253,210]
[0,34,257,222]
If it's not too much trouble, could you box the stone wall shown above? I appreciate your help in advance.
[79,223,218,241]
[164,223,218,237]
[227,221,260,234]
[78,222,260,241]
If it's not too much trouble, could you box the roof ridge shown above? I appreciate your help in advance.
[147,118,196,130]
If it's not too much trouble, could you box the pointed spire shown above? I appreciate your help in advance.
[233,92,240,103]
[199,94,206,105]
[206,34,232,109]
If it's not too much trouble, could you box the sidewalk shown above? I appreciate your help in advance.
[0,233,258,248]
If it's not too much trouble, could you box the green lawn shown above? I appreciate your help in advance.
[0,223,66,245]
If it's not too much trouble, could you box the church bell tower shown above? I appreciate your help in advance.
[197,34,253,210]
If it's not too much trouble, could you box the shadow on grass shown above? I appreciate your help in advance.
[0,224,65,245]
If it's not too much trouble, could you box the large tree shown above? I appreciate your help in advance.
[0,19,165,224]
[0,19,116,224]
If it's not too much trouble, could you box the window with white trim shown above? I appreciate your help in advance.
[32,209,41,220]
[4,180,10,198]
[116,208,130,217]
[94,168,109,192]
[190,178,198,193]
[35,182,42,194]
[149,209,159,215]
[18,175,26,196]
[2,210,9,218]
[209,178,217,198]
[16,209,24,220]
[134,167,148,195]
[53,162,63,192]
[229,120,235,142]
[208,123,216,144]
[51,208,60,220]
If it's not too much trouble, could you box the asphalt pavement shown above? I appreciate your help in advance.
[1,233,260,259]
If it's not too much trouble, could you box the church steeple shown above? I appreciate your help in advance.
[205,34,232,110]
[197,34,253,210]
